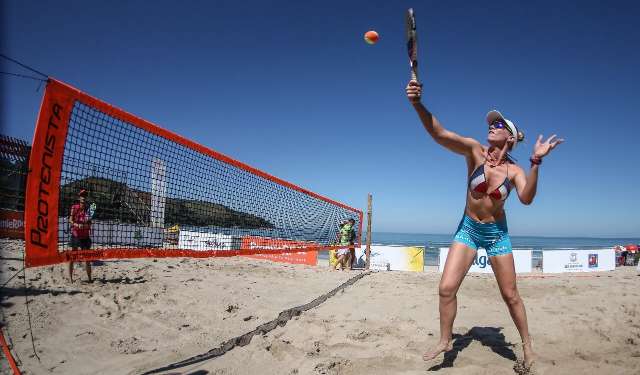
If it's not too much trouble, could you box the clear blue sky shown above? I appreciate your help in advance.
[2,1,639,237]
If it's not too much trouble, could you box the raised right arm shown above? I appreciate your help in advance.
[406,81,480,156]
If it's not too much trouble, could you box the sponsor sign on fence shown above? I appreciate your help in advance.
[178,230,242,250]
[0,209,24,239]
[355,245,424,272]
[241,236,318,266]
[438,248,533,274]
[542,249,615,273]
[59,217,163,247]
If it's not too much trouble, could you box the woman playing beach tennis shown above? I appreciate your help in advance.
[406,80,562,370]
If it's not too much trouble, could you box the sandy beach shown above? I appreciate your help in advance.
[1,238,639,375]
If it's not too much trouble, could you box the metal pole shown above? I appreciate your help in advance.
[365,194,372,270]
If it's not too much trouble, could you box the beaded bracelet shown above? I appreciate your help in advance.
[530,156,542,165]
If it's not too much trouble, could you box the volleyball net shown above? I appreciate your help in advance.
[24,79,362,267]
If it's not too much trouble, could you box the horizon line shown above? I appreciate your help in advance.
[367,231,640,240]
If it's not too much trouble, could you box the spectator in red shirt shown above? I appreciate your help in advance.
[69,189,92,282]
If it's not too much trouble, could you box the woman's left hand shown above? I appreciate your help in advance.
[533,134,564,158]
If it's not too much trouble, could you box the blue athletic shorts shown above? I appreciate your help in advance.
[453,215,513,257]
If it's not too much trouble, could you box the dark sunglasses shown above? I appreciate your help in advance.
[489,120,513,135]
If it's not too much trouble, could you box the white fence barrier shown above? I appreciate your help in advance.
[355,245,424,272]
[178,230,242,250]
[59,217,163,247]
[542,249,614,273]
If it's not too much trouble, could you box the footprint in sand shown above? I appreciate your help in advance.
[347,330,371,341]
[306,341,325,357]
[225,304,239,313]
[314,359,352,375]
[110,336,145,354]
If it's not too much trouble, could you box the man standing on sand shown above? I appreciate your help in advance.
[69,189,93,282]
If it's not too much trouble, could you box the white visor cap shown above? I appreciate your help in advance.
[486,110,519,149]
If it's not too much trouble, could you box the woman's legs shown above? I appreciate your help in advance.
[490,254,534,366]
[69,239,93,282]
[349,248,356,269]
[69,240,79,282]
[344,252,352,270]
[423,241,477,360]
[85,262,92,282]
[68,261,75,282]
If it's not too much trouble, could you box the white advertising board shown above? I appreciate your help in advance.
[542,249,615,273]
[354,245,424,272]
[178,230,242,250]
[59,218,163,247]
[438,248,532,274]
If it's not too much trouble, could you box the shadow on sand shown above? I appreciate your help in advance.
[97,276,147,285]
[0,286,87,298]
[428,326,517,371]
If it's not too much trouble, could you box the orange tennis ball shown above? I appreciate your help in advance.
[364,30,379,45]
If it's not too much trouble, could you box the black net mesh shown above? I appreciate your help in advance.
[0,135,30,211]
[58,101,360,252]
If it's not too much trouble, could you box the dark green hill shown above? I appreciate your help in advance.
[60,177,273,229]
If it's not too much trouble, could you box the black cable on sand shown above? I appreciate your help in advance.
[141,270,372,375]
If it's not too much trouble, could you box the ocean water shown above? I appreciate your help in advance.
[320,232,640,267]
[367,232,640,249]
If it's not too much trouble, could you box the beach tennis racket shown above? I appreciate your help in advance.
[88,202,96,219]
[405,8,419,82]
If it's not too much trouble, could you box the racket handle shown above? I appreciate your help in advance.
[410,67,419,83]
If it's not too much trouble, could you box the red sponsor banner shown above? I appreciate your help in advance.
[241,236,318,265]
[25,79,74,266]
[0,209,24,239]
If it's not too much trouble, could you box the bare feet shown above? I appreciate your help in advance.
[422,340,453,361]
[514,338,536,374]
[513,359,536,374]
[522,338,535,368]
